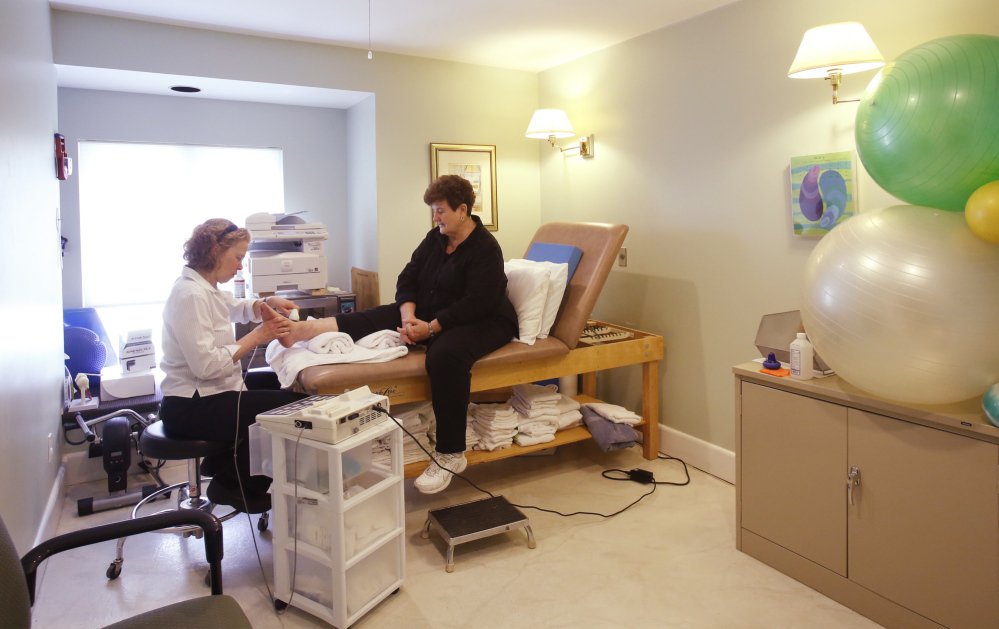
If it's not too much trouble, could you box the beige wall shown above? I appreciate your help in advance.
[537,0,999,451]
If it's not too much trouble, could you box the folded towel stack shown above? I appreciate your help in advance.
[555,394,583,430]
[373,401,433,465]
[510,383,560,447]
[468,402,519,451]
[464,406,481,451]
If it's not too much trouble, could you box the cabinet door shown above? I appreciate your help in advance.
[849,409,999,629]
[741,382,848,575]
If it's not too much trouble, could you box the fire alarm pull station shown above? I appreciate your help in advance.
[54,133,72,180]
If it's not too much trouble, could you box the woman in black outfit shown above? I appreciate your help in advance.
[278,175,518,493]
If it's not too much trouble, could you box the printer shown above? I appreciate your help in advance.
[245,212,328,295]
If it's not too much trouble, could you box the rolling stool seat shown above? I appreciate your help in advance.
[106,421,253,581]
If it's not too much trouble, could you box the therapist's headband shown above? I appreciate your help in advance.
[217,223,239,242]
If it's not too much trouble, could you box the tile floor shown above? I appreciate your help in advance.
[31,443,880,628]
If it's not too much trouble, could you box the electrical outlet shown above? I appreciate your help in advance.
[618,247,628,267]
[47,432,55,463]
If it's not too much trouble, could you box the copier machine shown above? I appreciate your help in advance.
[245,212,328,295]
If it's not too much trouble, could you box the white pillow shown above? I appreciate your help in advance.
[504,261,551,345]
[507,259,569,339]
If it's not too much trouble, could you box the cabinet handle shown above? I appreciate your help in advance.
[847,466,861,505]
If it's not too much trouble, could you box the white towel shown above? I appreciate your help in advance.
[557,409,583,430]
[266,340,408,388]
[472,419,519,436]
[555,394,581,413]
[469,402,518,419]
[306,331,354,354]
[514,433,555,447]
[585,402,642,426]
[518,417,559,436]
[474,435,514,451]
[511,383,561,404]
[511,398,558,418]
[357,329,403,349]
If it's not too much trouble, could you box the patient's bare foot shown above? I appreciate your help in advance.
[279,317,340,348]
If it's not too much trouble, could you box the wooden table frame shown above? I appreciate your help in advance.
[310,322,664,478]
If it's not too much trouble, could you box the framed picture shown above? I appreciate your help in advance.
[430,143,498,231]
[789,150,857,236]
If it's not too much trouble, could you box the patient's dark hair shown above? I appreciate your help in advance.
[424,175,475,215]
[183,219,249,271]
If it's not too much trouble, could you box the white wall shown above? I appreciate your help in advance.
[51,10,544,305]
[0,0,64,551]
[57,88,353,305]
[537,0,999,452]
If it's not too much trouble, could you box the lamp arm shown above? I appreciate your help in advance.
[826,70,860,105]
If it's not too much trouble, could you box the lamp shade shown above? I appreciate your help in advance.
[788,22,884,79]
[525,109,575,139]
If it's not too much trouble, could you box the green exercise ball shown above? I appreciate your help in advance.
[855,34,999,212]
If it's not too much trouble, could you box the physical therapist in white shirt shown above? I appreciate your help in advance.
[159,219,306,514]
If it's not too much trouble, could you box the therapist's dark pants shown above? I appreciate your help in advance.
[336,304,516,454]
[159,387,306,494]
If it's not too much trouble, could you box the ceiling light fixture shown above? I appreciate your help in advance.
[367,0,373,60]
[525,109,593,158]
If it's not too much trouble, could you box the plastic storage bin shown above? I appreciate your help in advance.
[265,419,404,628]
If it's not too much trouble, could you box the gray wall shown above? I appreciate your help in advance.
[537,0,999,452]
[0,0,64,551]
[57,89,353,305]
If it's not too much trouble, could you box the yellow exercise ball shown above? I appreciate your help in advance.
[966,180,999,244]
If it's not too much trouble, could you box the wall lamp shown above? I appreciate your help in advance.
[525,109,594,158]
[787,22,885,104]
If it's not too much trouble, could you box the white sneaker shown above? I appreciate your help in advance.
[414,452,467,494]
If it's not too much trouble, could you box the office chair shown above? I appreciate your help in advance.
[2,510,251,629]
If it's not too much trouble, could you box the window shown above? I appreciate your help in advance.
[77,141,284,352]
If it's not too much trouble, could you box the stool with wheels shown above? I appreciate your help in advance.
[106,421,266,580]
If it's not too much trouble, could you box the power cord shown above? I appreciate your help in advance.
[230,343,305,615]
[373,405,690,518]
[228,344,283,610]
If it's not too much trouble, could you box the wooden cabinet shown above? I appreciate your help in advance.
[735,364,998,629]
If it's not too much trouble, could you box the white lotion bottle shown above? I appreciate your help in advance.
[233,270,246,299]
[790,332,814,380]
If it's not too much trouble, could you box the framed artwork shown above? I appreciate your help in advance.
[430,143,498,231]
[789,150,856,236]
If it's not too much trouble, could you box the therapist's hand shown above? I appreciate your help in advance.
[258,303,292,342]
[263,296,299,315]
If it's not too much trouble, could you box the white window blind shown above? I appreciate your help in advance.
[76,142,284,353]
[78,141,284,307]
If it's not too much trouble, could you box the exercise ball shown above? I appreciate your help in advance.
[965,180,999,244]
[801,205,999,405]
[855,34,999,212]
